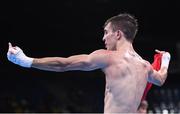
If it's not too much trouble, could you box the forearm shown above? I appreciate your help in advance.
[157,67,168,86]
[156,52,171,85]
[31,57,68,72]
[158,52,171,85]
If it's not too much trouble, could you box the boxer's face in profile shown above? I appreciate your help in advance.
[103,22,118,50]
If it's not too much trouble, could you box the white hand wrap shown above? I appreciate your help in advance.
[161,52,171,69]
[7,47,33,68]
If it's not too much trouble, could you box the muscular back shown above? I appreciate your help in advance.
[102,50,150,113]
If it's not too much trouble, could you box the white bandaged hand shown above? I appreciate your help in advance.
[7,43,33,68]
[161,52,171,69]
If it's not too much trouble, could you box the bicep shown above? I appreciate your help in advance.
[64,55,91,71]
[147,68,162,86]
[66,50,109,71]
[147,67,167,86]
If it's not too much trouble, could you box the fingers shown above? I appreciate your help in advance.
[8,42,12,48]
[8,48,16,54]
[155,49,171,59]
[155,49,166,54]
[8,42,18,54]
[155,49,160,53]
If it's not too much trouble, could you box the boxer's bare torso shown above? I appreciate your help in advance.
[101,49,150,113]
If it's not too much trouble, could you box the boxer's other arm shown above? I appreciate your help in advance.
[7,43,108,72]
[148,67,168,86]
[148,51,171,86]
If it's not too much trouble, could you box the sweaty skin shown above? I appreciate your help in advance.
[30,47,166,113]
[31,48,151,112]
[102,49,150,113]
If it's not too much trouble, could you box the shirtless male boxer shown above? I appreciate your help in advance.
[7,13,171,113]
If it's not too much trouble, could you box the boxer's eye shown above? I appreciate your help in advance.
[104,30,108,35]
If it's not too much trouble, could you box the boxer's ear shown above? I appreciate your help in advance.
[116,30,123,40]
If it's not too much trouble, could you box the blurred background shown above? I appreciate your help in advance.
[0,0,180,113]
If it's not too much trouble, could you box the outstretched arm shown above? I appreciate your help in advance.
[7,43,109,72]
[31,53,107,72]
[148,50,171,86]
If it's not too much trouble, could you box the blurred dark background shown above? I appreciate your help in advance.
[0,0,180,113]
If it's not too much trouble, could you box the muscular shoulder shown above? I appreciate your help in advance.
[131,53,152,70]
[90,49,111,55]
[141,59,152,72]
[89,49,111,68]
[90,49,112,60]
[144,60,152,68]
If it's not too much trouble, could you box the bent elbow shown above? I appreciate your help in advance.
[156,72,167,86]
[157,81,164,87]
[157,79,166,86]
